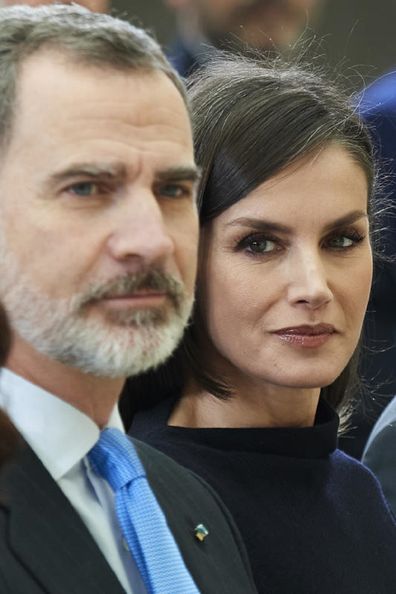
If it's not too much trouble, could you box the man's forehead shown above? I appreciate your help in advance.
[13,50,188,125]
[2,50,194,179]
[16,48,146,90]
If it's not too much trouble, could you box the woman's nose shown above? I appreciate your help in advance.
[286,251,333,310]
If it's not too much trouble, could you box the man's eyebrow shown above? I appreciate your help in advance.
[226,211,368,233]
[47,162,127,186]
[47,164,201,186]
[155,166,201,183]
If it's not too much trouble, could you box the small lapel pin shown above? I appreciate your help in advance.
[194,523,209,542]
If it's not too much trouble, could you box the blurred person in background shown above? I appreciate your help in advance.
[127,55,396,594]
[338,72,396,459]
[356,72,396,509]
[362,391,396,517]
[164,0,323,77]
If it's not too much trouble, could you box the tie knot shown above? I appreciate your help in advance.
[88,428,146,491]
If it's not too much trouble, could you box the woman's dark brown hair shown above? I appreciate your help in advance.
[121,54,378,428]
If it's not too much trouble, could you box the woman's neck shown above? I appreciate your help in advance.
[169,379,321,429]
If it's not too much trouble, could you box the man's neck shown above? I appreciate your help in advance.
[7,335,124,428]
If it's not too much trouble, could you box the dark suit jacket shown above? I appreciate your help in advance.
[0,438,257,594]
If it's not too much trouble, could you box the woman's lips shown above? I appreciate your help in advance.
[272,324,336,348]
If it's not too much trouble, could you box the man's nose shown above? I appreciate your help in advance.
[106,192,175,267]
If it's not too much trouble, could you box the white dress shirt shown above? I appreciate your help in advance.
[0,367,147,594]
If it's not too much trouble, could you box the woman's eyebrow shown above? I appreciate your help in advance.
[322,210,368,233]
[225,218,291,233]
[226,211,368,233]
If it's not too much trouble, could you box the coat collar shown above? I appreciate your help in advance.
[0,444,126,594]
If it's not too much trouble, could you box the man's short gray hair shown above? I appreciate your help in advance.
[0,4,187,146]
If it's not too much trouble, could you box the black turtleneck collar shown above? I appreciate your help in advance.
[132,395,339,460]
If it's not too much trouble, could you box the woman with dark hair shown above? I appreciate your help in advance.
[128,56,396,593]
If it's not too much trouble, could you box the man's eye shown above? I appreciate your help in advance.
[67,182,99,197]
[159,184,191,199]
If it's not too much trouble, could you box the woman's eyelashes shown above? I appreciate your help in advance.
[233,227,366,257]
[322,228,366,251]
[235,233,281,255]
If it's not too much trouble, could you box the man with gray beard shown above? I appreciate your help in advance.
[0,6,257,594]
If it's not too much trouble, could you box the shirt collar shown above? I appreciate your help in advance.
[0,368,124,481]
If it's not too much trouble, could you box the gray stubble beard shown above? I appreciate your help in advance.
[0,248,193,378]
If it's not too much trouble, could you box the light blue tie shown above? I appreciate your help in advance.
[88,428,200,594]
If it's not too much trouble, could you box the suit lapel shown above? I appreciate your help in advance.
[1,445,126,594]
[133,438,256,594]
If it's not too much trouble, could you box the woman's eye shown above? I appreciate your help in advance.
[67,182,99,197]
[325,232,364,250]
[248,238,276,253]
[329,236,353,248]
[238,235,278,254]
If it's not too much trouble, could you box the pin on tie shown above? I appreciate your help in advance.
[194,523,209,542]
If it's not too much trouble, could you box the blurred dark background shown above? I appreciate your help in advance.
[113,0,396,88]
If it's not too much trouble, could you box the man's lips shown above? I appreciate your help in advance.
[95,291,168,307]
[103,291,167,299]
[272,324,336,347]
